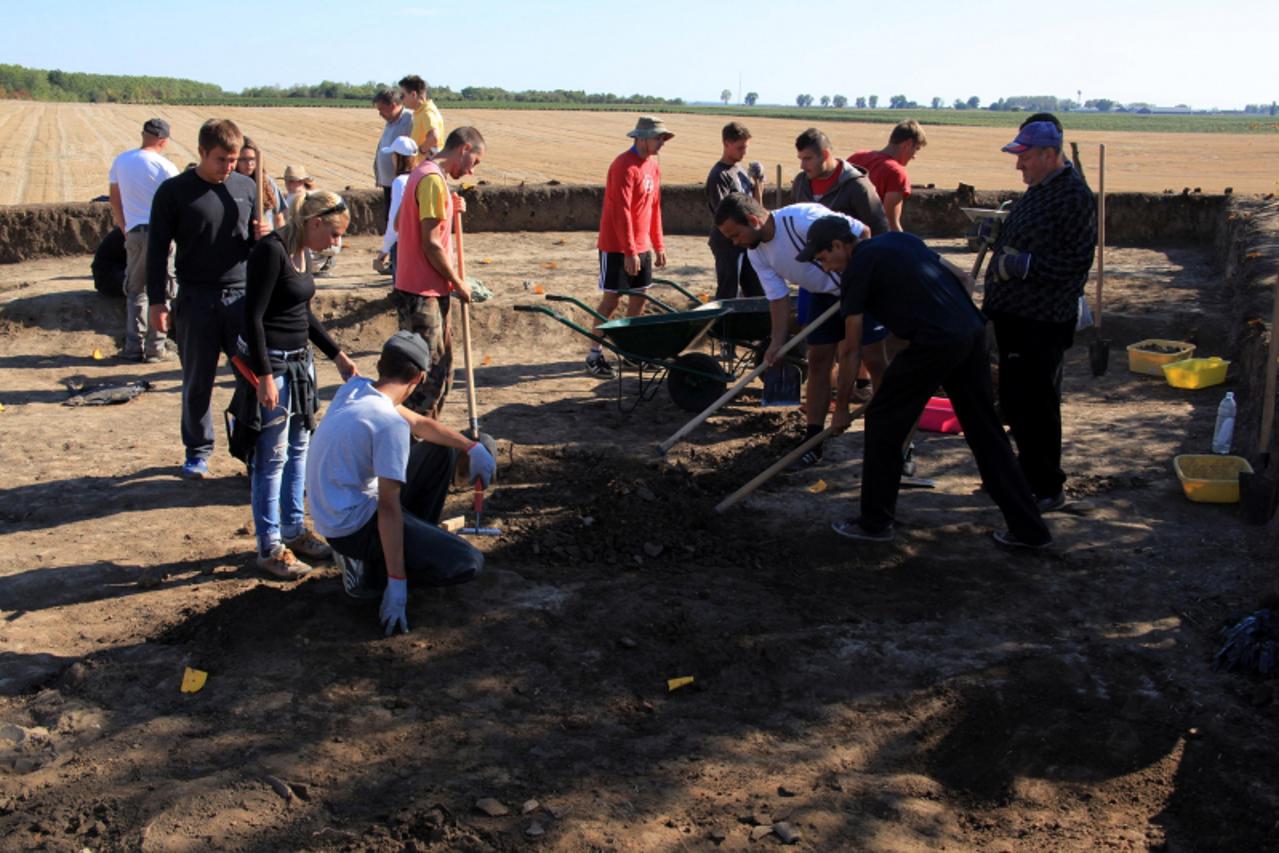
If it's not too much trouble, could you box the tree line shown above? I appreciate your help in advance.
[766,92,1273,115]
[0,64,222,103]
[0,64,683,107]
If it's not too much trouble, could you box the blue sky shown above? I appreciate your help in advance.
[2,0,1274,109]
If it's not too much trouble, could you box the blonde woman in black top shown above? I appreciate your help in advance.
[242,190,357,579]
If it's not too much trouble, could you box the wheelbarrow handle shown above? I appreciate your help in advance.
[650,277,701,305]
[545,293,610,323]
[513,303,608,347]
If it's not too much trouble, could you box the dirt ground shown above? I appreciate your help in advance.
[1,101,1277,205]
[2,231,1278,851]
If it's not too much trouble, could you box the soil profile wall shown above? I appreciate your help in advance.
[0,186,1232,265]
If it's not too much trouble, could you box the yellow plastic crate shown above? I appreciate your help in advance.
[1126,339,1195,375]
[1173,454,1252,503]
[1162,357,1230,389]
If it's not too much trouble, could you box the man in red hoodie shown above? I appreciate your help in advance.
[586,116,673,377]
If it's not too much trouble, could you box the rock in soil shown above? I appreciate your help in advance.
[474,797,509,817]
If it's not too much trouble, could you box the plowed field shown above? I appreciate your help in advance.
[0,101,1274,205]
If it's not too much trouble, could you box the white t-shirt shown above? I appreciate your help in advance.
[305,377,410,538]
[747,203,867,301]
[381,173,410,254]
[107,148,179,230]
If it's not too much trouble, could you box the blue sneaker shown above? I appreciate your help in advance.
[181,458,209,480]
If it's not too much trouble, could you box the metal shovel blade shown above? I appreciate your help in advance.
[761,362,802,408]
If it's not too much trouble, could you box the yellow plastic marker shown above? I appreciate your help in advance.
[0,403,5,413]
[532,285,545,295]
[482,355,493,366]
[667,676,694,692]
[699,293,710,303]
[808,479,828,494]
[480,257,493,265]
[180,667,208,693]
[91,348,105,360]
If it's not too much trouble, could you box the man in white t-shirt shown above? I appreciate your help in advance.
[715,194,867,467]
[108,118,179,362]
[306,332,496,635]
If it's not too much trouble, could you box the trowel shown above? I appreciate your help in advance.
[760,361,802,408]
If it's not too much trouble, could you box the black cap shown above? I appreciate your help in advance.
[142,118,170,139]
[795,215,856,263]
[382,331,431,373]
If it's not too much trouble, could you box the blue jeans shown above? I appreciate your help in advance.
[250,367,311,555]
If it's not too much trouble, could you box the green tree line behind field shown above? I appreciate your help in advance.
[0,64,222,102]
[0,64,682,107]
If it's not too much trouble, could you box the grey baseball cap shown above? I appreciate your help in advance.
[142,118,170,139]
[382,331,431,373]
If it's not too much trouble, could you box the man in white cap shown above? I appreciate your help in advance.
[108,117,178,362]
[585,116,673,377]
[983,116,1096,513]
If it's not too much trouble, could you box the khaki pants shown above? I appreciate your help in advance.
[123,228,174,357]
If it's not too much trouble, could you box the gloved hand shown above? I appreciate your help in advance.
[379,576,409,636]
[975,217,1002,244]
[373,252,392,275]
[467,440,496,489]
[995,248,1032,282]
[748,161,765,182]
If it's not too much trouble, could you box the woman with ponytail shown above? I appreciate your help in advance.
[240,190,357,579]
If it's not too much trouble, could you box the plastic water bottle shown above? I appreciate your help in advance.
[1212,392,1236,454]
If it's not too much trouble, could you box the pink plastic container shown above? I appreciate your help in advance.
[919,397,962,434]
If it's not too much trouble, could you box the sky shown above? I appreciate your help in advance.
[2,0,1275,110]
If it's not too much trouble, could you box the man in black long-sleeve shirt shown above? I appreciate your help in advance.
[982,118,1097,511]
[147,118,265,479]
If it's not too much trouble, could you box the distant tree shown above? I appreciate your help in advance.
[953,98,966,110]
[1272,101,1278,116]
[721,88,732,105]
[832,94,847,108]
[744,91,758,106]
[1085,98,1115,111]
[796,93,814,107]
[1060,99,1079,111]
[889,94,907,109]
[855,96,866,109]
[966,95,981,109]
[931,96,942,109]
[868,94,879,109]
[820,95,830,107]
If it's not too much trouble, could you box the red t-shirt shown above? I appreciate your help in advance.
[849,150,911,200]
[598,148,664,255]
[808,167,840,198]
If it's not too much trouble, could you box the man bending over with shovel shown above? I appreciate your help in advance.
[798,217,1050,549]
[715,193,868,469]
[306,332,496,635]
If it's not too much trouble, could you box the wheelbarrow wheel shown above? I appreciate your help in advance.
[668,352,728,413]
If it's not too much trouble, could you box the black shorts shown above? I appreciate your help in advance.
[598,251,653,293]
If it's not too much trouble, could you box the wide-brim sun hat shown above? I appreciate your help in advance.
[627,116,674,140]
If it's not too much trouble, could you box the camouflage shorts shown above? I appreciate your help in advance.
[391,289,453,417]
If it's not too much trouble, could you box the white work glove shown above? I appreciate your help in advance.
[379,577,409,636]
[467,441,496,489]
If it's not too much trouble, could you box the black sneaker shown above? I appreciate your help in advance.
[902,443,917,478]
[1036,492,1068,513]
[786,445,824,471]
[334,552,381,601]
[991,530,1051,551]
[831,518,895,542]
[585,352,616,378]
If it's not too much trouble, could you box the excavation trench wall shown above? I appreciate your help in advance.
[0,186,1234,264]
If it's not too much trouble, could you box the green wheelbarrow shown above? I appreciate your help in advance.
[514,294,736,413]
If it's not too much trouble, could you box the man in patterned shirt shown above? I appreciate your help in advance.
[983,118,1097,517]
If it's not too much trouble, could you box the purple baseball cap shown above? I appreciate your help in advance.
[1001,121,1063,153]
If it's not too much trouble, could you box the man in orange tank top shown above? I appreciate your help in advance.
[393,126,485,416]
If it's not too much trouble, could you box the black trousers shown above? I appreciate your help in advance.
[173,285,244,461]
[329,441,483,591]
[381,185,393,218]
[860,328,1049,545]
[709,232,763,301]
[989,312,1074,500]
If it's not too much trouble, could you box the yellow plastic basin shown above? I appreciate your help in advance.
[1162,357,1229,389]
[1173,454,1252,503]
[1126,339,1195,376]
